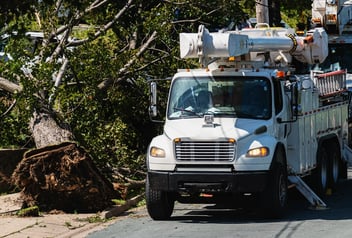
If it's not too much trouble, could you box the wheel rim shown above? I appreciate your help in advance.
[321,152,328,189]
[332,152,339,184]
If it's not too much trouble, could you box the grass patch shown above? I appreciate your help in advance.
[137,198,146,207]
[76,214,108,223]
[17,206,40,217]
[111,199,126,205]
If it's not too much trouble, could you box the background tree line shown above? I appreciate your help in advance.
[0,0,311,183]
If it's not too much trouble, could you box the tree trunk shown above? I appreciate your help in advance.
[29,111,74,149]
[256,0,269,24]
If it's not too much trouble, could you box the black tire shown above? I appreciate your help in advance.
[260,152,288,218]
[146,176,174,220]
[340,160,348,179]
[328,142,340,190]
[313,145,329,196]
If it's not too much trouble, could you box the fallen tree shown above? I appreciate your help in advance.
[0,0,161,212]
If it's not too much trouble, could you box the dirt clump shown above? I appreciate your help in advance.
[12,142,119,213]
[0,148,27,192]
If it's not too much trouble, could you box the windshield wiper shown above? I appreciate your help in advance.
[211,111,236,117]
[173,107,202,117]
[235,110,256,118]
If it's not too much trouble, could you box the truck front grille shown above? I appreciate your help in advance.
[175,140,235,161]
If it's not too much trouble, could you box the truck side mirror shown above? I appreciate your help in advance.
[149,82,158,117]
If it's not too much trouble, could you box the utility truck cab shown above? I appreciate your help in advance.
[146,24,351,220]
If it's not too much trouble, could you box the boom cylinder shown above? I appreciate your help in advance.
[247,37,294,52]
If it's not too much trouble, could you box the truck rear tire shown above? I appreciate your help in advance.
[313,145,329,196]
[340,160,348,179]
[146,176,174,220]
[260,152,288,218]
[328,142,340,189]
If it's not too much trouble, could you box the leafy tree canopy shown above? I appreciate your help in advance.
[0,0,312,177]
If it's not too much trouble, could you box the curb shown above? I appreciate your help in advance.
[102,193,145,219]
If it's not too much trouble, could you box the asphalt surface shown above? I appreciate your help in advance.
[87,169,352,238]
[2,169,352,238]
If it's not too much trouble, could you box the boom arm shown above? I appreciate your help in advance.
[180,25,328,67]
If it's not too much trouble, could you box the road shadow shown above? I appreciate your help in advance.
[170,178,352,224]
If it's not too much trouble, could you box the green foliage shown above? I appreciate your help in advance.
[0,46,34,147]
[280,0,312,29]
[0,0,314,177]
[0,103,32,147]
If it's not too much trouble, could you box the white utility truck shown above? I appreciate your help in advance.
[146,23,352,220]
[312,0,352,84]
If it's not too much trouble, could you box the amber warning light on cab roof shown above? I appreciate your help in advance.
[276,71,285,78]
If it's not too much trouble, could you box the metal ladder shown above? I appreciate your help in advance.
[312,69,346,97]
[288,175,327,209]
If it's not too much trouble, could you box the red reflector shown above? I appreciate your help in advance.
[200,193,213,198]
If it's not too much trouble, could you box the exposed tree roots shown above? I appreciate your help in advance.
[12,142,119,213]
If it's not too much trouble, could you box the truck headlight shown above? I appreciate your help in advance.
[150,146,166,158]
[246,147,269,157]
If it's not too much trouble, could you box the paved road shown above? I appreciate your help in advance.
[88,172,352,238]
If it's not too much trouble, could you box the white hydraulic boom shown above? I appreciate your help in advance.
[180,25,328,67]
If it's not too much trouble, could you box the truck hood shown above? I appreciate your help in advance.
[164,117,266,141]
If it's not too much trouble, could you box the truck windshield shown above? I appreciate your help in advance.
[168,76,271,119]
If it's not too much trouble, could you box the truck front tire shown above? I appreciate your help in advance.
[146,176,175,220]
[260,152,288,218]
